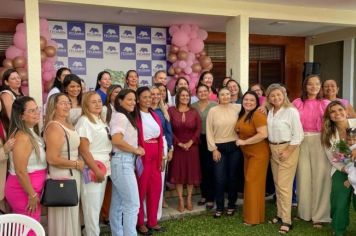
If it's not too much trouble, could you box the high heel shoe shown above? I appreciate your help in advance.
[177,198,184,212]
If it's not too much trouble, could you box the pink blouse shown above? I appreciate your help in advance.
[292,98,330,132]
[209,92,218,102]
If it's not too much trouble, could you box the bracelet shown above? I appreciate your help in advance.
[75,161,78,170]
[28,193,37,199]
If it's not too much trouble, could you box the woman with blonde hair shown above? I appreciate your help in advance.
[265,84,304,233]
[76,91,112,236]
[4,97,47,225]
[44,93,84,236]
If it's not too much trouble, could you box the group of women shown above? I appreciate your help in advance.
[0,66,355,236]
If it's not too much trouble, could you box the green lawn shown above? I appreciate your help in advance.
[159,200,356,236]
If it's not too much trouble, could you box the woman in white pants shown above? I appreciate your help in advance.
[76,91,112,236]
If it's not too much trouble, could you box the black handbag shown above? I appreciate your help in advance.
[41,125,79,207]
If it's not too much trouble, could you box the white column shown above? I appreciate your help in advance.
[25,0,42,105]
[343,39,354,106]
[226,15,249,92]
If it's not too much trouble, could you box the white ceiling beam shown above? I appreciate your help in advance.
[40,0,356,26]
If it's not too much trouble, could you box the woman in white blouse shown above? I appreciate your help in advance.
[109,89,145,236]
[265,84,304,234]
[76,91,112,236]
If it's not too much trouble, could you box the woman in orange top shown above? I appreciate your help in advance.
[235,91,269,226]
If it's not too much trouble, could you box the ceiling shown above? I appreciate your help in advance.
[0,0,353,36]
[234,0,356,11]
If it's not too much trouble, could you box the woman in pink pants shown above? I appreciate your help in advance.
[136,86,165,235]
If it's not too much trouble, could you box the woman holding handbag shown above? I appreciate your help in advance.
[76,91,112,236]
[4,96,46,224]
[44,93,84,236]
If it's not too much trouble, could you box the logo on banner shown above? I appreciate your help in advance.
[86,41,103,58]
[87,27,102,38]
[104,44,119,56]
[103,24,119,42]
[54,58,67,70]
[120,43,136,60]
[120,26,135,43]
[136,45,151,59]
[68,22,85,40]
[136,60,151,76]
[152,61,166,74]
[53,39,68,57]
[50,22,67,37]
[68,58,86,75]
[152,28,167,44]
[152,45,166,60]
[68,41,85,57]
[136,27,151,44]
[139,79,150,86]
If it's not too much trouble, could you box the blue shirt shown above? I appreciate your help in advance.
[96,89,107,103]
[153,108,173,150]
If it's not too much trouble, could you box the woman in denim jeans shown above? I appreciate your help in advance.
[206,88,242,218]
[109,89,145,236]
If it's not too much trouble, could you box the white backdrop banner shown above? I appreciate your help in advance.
[49,21,170,89]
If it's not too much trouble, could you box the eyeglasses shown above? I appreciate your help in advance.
[105,127,112,141]
[25,107,40,114]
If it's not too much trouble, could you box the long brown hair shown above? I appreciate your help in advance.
[301,74,322,101]
[321,100,346,148]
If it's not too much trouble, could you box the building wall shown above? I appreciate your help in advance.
[206,32,305,100]
[314,41,344,94]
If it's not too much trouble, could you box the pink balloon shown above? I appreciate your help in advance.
[197,29,208,40]
[186,59,193,67]
[189,31,198,39]
[168,25,180,36]
[43,61,52,72]
[188,39,204,53]
[188,52,195,61]
[47,40,58,49]
[39,18,49,30]
[172,61,179,68]
[5,46,24,59]
[40,30,51,41]
[16,23,26,33]
[22,85,29,96]
[191,72,199,78]
[46,56,57,63]
[178,60,187,69]
[42,71,52,82]
[180,46,188,52]
[191,24,199,32]
[172,30,190,47]
[13,32,27,50]
[184,67,192,74]
[180,24,191,34]
[167,78,177,93]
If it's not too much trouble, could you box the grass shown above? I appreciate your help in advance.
[100,200,356,235]
[160,200,356,236]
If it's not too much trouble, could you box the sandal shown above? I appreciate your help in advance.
[226,208,235,216]
[313,222,323,229]
[213,211,223,219]
[279,223,292,234]
[269,217,282,224]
